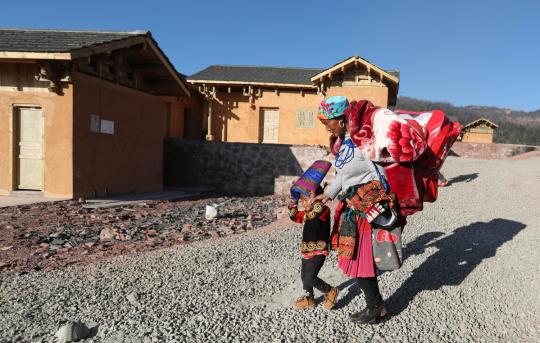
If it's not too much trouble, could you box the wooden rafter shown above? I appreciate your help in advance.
[145,38,191,97]
[310,56,399,85]
[0,51,71,60]
[1,34,191,97]
[69,36,147,60]
[187,79,317,89]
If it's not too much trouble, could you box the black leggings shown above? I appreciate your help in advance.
[301,255,331,296]
[356,276,383,308]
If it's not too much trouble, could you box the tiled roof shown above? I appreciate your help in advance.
[387,70,400,79]
[0,28,147,52]
[189,65,324,85]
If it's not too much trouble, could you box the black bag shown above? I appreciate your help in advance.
[372,227,403,271]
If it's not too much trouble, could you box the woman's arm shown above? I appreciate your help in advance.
[323,172,343,200]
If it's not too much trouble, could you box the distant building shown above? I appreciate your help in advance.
[0,29,401,199]
[0,29,191,198]
[187,56,400,145]
[460,118,499,143]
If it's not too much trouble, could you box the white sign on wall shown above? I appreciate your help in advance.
[100,120,115,135]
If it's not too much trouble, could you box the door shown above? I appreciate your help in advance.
[261,109,279,143]
[16,107,44,190]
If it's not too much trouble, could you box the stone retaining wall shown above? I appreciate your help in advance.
[164,139,335,196]
[451,142,538,159]
[165,139,538,196]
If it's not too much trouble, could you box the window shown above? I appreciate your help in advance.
[297,108,317,128]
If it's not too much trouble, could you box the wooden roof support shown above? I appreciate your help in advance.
[188,79,316,90]
[70,36,148,60]
[0,51,71,60]
[145,38,191,97]
[35,60,71,94]
[310,56,399,85]
[74,56,92,65]
[243,86,253,96]
[1,35,190,97]
[196,83,216,102]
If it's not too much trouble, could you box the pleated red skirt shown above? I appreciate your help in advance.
[337,217,376,278]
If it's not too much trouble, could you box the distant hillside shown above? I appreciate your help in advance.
[395,97,540,146]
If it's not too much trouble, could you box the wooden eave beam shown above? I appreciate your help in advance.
[145,38,191,98]
[69,36,147,60]
[0,51,71,60]
[0,58,42,63]
[71,36,190,97]
[187,79,317,90]
[129,62,164,70]
[310,56,399,84]
[143,75,175,82]
[0,38,148,63]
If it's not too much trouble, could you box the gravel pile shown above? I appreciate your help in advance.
[0,195,287,274]
[0,156,539,342]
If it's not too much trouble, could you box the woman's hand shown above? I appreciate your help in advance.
[311,194,330,205]
[288,198,297,207]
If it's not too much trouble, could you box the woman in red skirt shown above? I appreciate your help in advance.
[314,96,423,324]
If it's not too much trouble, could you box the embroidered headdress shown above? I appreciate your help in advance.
[317,96,349,120]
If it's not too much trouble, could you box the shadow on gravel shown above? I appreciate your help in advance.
[386,218,526,317]
[89,325,100,339]
[330,279,357,310]
[446,172,479,186]
[334,232,447,310]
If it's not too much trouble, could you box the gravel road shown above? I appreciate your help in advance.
[0,156,539,342]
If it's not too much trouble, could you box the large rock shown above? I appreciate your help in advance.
[55,321,89,342]
[99,228,116,241]
[126,292,141,306]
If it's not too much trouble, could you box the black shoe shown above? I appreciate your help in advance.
[350,303,387,324]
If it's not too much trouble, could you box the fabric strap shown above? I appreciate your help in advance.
[357,148,390,192]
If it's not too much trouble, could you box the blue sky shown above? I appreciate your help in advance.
[1,0,538,111]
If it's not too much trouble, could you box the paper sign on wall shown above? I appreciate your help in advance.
[90,114,100,133]
[100,120,114,134]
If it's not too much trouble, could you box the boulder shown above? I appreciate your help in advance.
[55,321,90,342]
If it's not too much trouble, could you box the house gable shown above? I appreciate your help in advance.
[0,29,190,97]
[310,56,400,106]
[462,117,499,130]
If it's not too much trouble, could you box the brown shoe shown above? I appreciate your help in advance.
[292,295,316,310]
[323,287,339,310]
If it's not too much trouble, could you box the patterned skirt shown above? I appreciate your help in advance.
[337,216,376,278]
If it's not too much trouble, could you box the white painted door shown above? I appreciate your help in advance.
[262,109,279,143]
[17,108,44,190]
